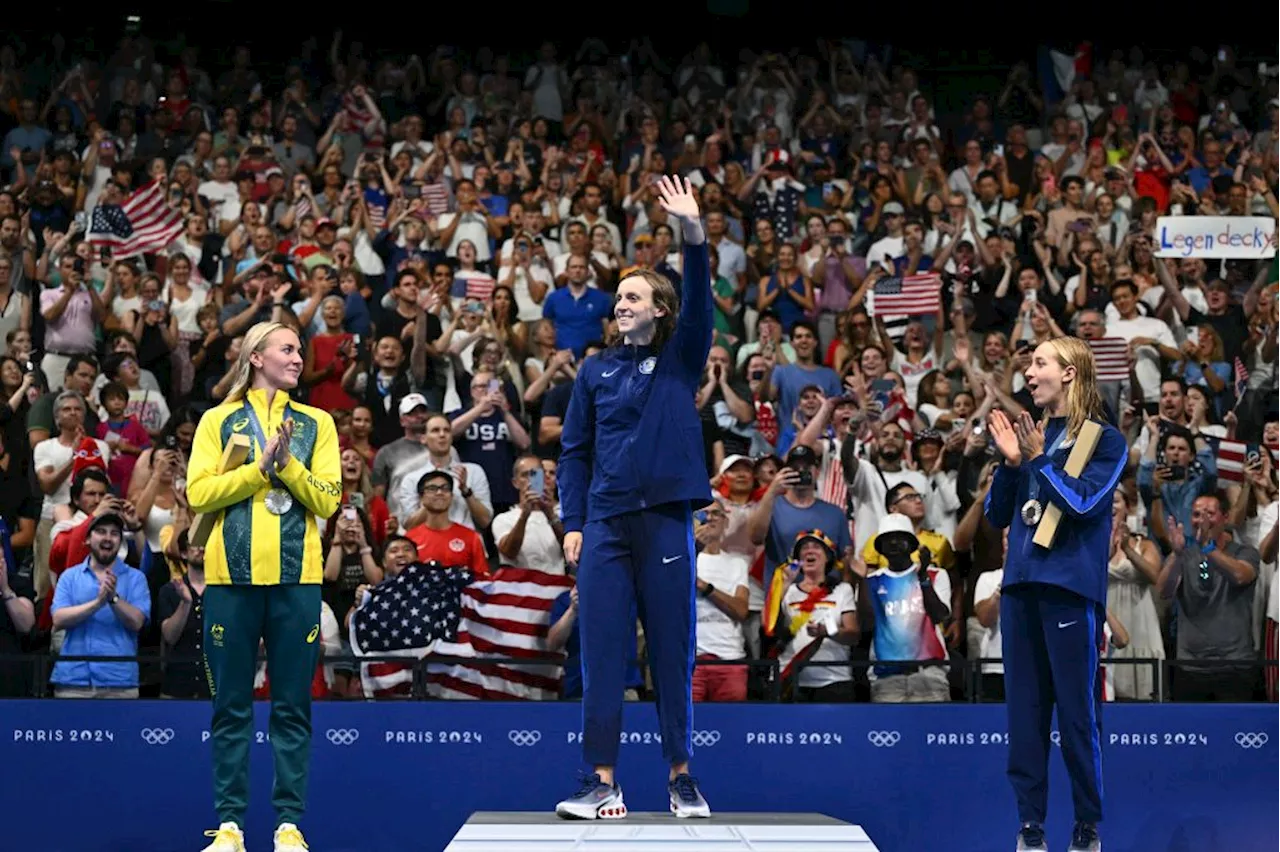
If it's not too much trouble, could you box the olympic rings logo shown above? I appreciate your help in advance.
[326,729,360,746]
[1235,732,1269,749]
[866,730,900,747]
[508,730,542,747]
[140,728,174,745]
[691,730,721,748]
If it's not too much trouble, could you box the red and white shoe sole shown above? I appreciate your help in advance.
[556,801,628,820]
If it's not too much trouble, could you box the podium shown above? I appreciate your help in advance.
[445,812,880,850]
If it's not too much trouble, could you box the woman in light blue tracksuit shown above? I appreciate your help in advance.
[554,176,714,821]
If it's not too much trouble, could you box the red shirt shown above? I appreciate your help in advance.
[405,523,489,578]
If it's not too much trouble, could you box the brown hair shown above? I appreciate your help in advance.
[606,268,680,351]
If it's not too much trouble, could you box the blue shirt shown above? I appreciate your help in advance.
[50,557,151,688]
[559,244,713,531]
[542,286,612,358]
[763,495,852,592]
[550,590,642,698]
[985,417,1127,605]
[771,363,842,427]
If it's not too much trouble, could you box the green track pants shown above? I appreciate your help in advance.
[204,583,322,827]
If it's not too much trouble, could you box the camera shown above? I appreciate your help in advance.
[1166,465,1187,481]
[794,469,813,487]
[162,434,180,451]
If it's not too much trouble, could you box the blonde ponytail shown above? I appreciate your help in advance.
[225,322,291,403]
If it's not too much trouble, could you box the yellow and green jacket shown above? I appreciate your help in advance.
[187,388,341,585]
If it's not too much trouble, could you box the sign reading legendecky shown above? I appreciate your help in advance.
[1155,216,1278,258]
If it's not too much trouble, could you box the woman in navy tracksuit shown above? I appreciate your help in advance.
[555,176,713,821]
[985,337,1126,852]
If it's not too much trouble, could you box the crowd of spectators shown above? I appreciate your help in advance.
[0,31,1274,703]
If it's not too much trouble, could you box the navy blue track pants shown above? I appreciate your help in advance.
[578,501,696,768]
[1001,583,1105,825]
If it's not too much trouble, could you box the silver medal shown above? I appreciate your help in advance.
[265,487,294,515]
[1021,499,1043,527]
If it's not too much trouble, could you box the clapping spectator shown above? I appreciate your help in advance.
[691,499,750,702]
[49,512,149,698]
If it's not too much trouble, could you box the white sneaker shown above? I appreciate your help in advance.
[274,822,309,852]
[202,822,246,852]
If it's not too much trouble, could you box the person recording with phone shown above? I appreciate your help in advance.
[748,444,855,612]
[40,252,106,389]
[492,454,565,575]
[1136,417,1216,549]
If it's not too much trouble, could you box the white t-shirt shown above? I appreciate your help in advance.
[695,551,749,659]
[490,507,566,575]
[33,437,112,520]
[1108,315,1176,401]
[865,235,904,273]
[847,455,930,557]
[197,179,241,223]
[392,459,492,532]
[777,581,856,689]
[973,568,1004,675]
[436,212,492,262]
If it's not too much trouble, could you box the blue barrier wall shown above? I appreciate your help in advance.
[2,700,1275,852]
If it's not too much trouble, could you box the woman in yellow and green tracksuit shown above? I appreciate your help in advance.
[187,321,341,852]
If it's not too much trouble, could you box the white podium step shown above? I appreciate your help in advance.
[446,812,880,851]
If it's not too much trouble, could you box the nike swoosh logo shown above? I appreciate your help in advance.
[662,555,681,564]
[602,368,620,378]
[1058,621,1077,629]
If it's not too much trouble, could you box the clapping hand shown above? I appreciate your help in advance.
[1013,411,1045,463]
[274,419,295,470]
[988,410,1021,466]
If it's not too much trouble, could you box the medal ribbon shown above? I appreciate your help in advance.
[1026,423,1071,510]
[242,400,293,491]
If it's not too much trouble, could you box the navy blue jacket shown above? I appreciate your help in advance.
[559,241,713,533]
[984,417,1127,605]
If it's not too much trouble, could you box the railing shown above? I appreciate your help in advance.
[6,652,1276,702]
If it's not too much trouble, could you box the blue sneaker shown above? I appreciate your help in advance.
[668,773,711,818]
[1067,822,1100,851]
[1015,822,1047,851]
[555,773,627,820]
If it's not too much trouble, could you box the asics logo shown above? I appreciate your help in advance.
[867,730,901,747]
[306,625,319,644]
[231,418,250,432]
[1235,732,1269,749]
[326,728,360,746]
[508,729,542,747]
[140,727,175,745]
[602,368,620,378]
[691,730,720,748]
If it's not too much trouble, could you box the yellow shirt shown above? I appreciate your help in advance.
[862,527,956,573]
[187,388,341,585]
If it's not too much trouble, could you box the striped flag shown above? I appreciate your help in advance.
[1212,438,1248,484]
[1232,357,1249,403]
[427,567,573,700]
[86,179,184,259]
[353,565,572,700]
[871,273,941,317]
[1088,337,1130,382]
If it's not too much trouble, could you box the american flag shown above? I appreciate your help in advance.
[1232,357,1249,405]
[1088,337,1130,382]
[86,179,184,259]
[456,269,496,303]
[1212,438,1249,485]
[353,564,572,700]
[871,273,941,317]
